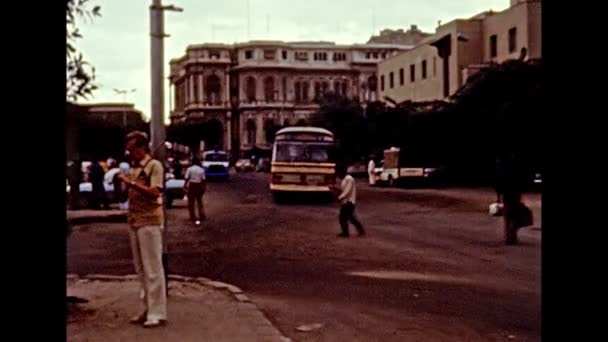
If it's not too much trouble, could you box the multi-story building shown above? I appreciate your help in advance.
[378,0,541,104]
[168,29,432,158]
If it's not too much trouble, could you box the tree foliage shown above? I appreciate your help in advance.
[311,58,542,185]
[66,0,101,102]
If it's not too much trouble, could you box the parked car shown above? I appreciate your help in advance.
[235,159,255,172]
[68,171,185,209]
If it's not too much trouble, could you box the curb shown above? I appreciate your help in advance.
[67,273,291,342]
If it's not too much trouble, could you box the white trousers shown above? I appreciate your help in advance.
[128,225,167,321]
[368,173,376,185]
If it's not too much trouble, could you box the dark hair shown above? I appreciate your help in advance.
[126,131,149,150]
[192,157,201,165]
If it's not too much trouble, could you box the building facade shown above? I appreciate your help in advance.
[378,0,541,104]
[168,32,431,158]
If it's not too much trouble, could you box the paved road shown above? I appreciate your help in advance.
[68,173,541,341]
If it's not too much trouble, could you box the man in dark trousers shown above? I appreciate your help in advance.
[90,160,109,210]
[496,152,530,245]
[335,168,366,238]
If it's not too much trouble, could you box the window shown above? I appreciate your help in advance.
[295,82,301,102]
[368,75,377,91]
[366,52,371,59]
[382,53,387,59]
[245,50,253,59]
[399,68,404,85]
[206,74,221,104]
[380,75,385,91]
[209,50,221,59]
[282,50,288,59]
[373,52,379,59]
[264,76,275,102]
[295,51,309,61]
[314,82,321,100]
[321,81,329,94]
[264,49,276,60]
[508,27,517,53]
[245,76,256,102]
[341,81,348,97]
[410,64,415,82]
[389,72,394,88]
[302,81,309,102]
[333,52,346,61]
[490,35,498,58]
[282,77,287,101]
[433,57,437,77]
[422,60,427,79]
[246,119,256,145]
[314,52,327,61]
[193,75,199,102]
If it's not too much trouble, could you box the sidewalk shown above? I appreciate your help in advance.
[67,274,289,342]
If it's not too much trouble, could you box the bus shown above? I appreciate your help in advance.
[270,127,336,201]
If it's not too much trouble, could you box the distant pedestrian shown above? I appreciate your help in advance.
[115,159,130,210]
[90,160,109,210]
[367,157,376,186]
[184,157,207,225]
[335,168,366,238]
[115,131,167,328]
[496,152,533,245]
[66,160,82,210]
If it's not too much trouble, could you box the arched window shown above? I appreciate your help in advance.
[334,81,341,95]
[294,82,301,103]
[193,75,199,103]
[341,81,348,97]
[321,81,329,94]
[264,76,275,102]
[246,119,256,145]
[314,82,321,101]
[264,119,276,144]
[206,74,221,104]
[302,81,309,102]
[368,75,378,92]
[245,76,256,102]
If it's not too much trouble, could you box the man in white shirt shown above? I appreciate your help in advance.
[367,157,376,186]
[184,157,207,226]
[336,168,366,238]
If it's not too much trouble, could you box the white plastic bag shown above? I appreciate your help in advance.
[489,202,504,216]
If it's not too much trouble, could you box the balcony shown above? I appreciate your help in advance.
[185,101,230,111]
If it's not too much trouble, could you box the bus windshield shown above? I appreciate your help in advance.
[275,142,335,163]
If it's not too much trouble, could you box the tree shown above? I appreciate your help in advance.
[67,0,101,102]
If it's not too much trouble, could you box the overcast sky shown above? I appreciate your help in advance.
[75,0,509,122]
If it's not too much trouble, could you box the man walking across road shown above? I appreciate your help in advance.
[367,156,376,186]
[336,168,366,238]
[116,131,167,328]
[184,157,207,226]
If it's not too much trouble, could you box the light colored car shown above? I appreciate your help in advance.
[235,159,255,172]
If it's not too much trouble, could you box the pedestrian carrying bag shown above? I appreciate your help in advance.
[489,202,504,216]
[489,193,504,217]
